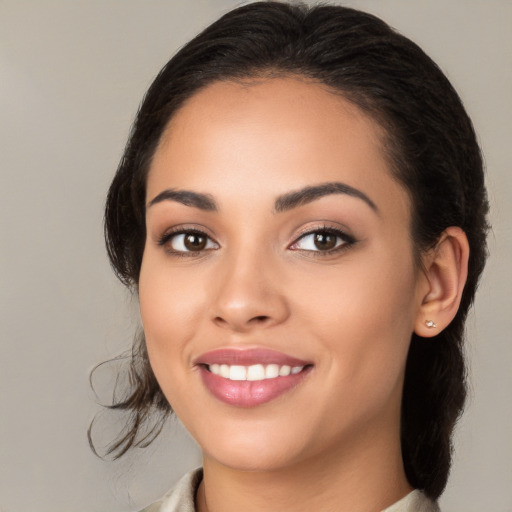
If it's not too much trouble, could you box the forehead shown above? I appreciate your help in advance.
[147,77,408,218]
[159,77,387,164]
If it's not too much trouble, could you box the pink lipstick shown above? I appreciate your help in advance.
[195,348,313,407]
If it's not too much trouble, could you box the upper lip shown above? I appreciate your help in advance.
[194,347,312,367]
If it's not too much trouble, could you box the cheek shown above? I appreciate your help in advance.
[139,251,205,339]
[138,263,206,420]
[138,252,206,392]
[295,247,418,397]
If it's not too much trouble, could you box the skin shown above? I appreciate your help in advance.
[139,78,468,512]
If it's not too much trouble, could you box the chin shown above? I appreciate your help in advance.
[198,416,330,474]
[206,444,303,473]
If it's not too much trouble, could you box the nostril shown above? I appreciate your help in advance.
[251,315,270,323]
[213,314,272,331]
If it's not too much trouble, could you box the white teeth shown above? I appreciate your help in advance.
[208,363,304,381]
[229,365,247,381]
[265,364,280,379]
[279,365,291,376]
[220,364,230,378]
[247,364,265,381]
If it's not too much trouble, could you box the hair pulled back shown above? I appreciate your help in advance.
[98,1,489,499]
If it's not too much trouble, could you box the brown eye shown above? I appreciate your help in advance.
[313,232,337,250]
[162,231,219,253]
[184,233,207,251]
[290,228,355,254]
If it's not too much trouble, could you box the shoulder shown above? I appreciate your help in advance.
[140,468,203,512]
[382,490,440,512]
[139,470,438,512]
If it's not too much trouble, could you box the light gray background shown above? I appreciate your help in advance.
[1,1,510,511]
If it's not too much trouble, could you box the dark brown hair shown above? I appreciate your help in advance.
[94,1,489,499]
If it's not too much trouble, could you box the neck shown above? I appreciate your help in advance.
[196,419,412,512]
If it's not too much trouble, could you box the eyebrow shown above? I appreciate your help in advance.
[273,182,378,214]
[147,189,218,211]
[147,181,377,214]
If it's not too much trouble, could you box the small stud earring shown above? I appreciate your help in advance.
[425,320,437,328]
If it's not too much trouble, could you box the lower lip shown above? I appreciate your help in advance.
[198,366,312,407]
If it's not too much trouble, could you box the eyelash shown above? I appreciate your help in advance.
[157,225,356,257]
[289,225,356,257]
[158,227,219,257]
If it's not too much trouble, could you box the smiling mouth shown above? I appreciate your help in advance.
[206,363,306,381]
[196,348,313,407]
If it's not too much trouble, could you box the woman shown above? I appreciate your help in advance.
[98,2,489,511]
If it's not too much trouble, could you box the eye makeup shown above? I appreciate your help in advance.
[156,222,357,259]
[157,225,219,257]
[289,224,357,258]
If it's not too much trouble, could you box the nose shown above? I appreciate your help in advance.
[210,250,290,333]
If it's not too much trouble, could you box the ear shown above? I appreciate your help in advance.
[414,227,470,337]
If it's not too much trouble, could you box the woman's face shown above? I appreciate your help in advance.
[140,78,427,472]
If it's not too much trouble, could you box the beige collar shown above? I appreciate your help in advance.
[141,468,440,512]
